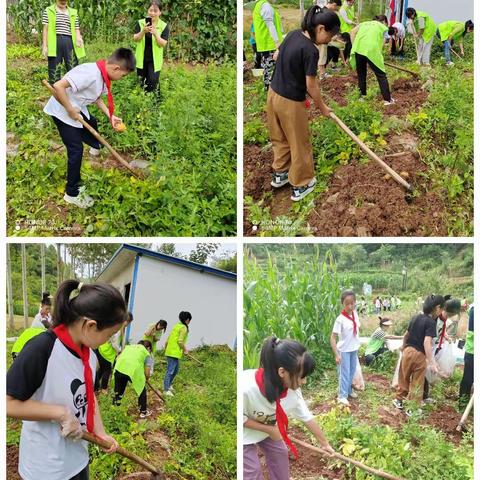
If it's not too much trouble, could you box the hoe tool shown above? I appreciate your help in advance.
[292,437,407,480]
[329,112,413,192]
[82,431,164,479]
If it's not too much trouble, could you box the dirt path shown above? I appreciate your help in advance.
[243,74,449,236]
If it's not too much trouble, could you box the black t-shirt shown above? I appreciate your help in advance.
[7,330,81,400]
[405,313,437,354]
[270,30,319,101]
[134,22,170,64]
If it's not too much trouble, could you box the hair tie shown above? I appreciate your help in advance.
[69,282,84,301]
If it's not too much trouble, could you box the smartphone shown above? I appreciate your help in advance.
[145,17,152,26]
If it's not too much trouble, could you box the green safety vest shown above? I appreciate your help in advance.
[252,0,283,53]
[143,323,163,353]
[135,18,167,72]
[12,328,45,354]
[339,4,356,34]
[437,21,464,43]
[465,331,473,355]
[414,11,436,43]
[46,5,85,59]
[350,21,388,72]
[114,344,150,395]
[165,323,188,359]
[98,341,117,364]
[365,329,385,356]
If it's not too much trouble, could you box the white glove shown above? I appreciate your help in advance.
[59,408,84,440]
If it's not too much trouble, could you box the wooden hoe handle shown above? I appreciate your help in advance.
[329,112,413,191]
[146,379,165,402]
[291,437,407,480]
[82,431,163,477]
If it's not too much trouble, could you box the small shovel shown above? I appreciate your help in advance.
[42,80,140,178]
[82,431,164,479]
[329,112,413,192]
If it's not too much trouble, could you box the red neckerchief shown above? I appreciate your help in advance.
[96,60,114,124]
[53,324,95,433]
[437,313,447,350]
[341,309,357,336]
[255,368,299,459]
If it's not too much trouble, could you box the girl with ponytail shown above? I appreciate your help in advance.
[163,310,192,396]
[267,5,340,202]
[7,280,128,480]
[243,337,334,479]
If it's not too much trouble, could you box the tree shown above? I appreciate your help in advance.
[7,244,14,330]
[41,244,46,293]
[213,253,237,273]
[157,243,179,257]
[188,243,219,265]
[21,244,28,327]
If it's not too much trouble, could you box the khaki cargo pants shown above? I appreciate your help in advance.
[396,346,427,404]
[267,88,315,187]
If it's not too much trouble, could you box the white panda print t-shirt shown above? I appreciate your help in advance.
[7,330,97,480]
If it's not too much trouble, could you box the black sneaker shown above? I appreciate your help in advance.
[291,178,317,202]
[392,398,404,410]
[271,171,289,188]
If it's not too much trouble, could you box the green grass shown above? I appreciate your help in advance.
[7,41,236,237]
[299,366,473,480]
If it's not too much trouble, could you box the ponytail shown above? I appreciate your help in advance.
[260,337,315,403]
[52,280,127,330]
[179,311,192,331]
[464,20,474,36]
[302,6,340,41]
[157,319,168,331]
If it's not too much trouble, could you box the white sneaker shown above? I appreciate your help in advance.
[139,410,152,418]
[89,147,101,157]
[64,192,94,209]
[337,397,351,407]
[349,391,358,399]
[383,98,396,106]
[165,390,174,397]
[446,61,455,67]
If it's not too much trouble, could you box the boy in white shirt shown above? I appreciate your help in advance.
[44,48,135,208]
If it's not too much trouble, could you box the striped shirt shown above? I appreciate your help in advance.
[42,8,80,36]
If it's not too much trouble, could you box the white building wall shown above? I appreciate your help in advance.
[128,256,236,349]
[103,261,135,301]
[408,1,473,23]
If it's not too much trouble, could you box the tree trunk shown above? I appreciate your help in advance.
[41,244,46,293]
[21,244,29,328]
[57,244,62,286]
[7,244,15,330]
[300,0,305,21]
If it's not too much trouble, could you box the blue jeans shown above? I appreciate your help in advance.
[337,350,358,399]
[443,40,452,62]
[163,356,180,390]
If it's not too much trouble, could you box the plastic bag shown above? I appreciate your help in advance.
[352,357,365,390]
[435,342,456,377]
[391,352,402,388]
[426,343,456,384]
